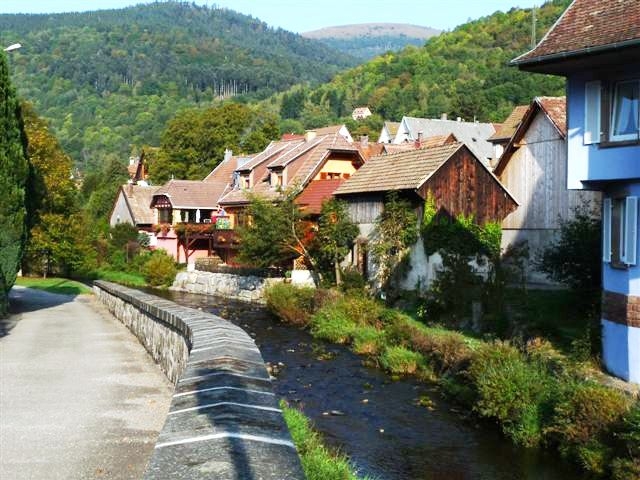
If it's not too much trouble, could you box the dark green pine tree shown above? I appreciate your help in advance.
[0,50,29,316]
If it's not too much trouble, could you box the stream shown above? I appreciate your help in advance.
[154,289,583,480]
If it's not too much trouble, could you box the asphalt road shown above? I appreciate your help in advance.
[0,286,173,479]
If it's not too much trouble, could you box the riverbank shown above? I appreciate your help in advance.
[264,283,640,479]
[158,288,586,480]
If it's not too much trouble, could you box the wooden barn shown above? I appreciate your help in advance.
[334,142,518,289]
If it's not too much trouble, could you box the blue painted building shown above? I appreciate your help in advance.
[512,0,640,383]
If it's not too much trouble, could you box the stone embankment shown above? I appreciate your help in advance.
[93,280,305,479]
[172,270,282,303]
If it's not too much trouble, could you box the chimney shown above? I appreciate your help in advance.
[224,148,233,162]
[305,130,317,142]
[360,135,369,148]
[456,117,462,122]
[415,131,423,149]
[440,113,448,121]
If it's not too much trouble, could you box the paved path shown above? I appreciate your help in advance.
[0,286,173,480]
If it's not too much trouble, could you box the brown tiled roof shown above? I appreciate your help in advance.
[202,155,245,204]
[152,180,221,209]
[334,143,463,195]
[219,130,362,207]
[489,105,528,141]
[295,179,345,215]
[537,96,567,137]
[120,184,158,225]
[513,0,640,65]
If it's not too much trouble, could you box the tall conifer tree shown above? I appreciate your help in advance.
[0,50,29,316]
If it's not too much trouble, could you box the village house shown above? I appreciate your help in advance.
[109,154,157,236]
[491,96,600,284]
[334,142,518,289]
[352,106,372,121]
[511,0,640,382]
[149,126,367,268]
[377,121,400,144]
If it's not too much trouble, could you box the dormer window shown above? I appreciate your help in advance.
[240,174,250,189]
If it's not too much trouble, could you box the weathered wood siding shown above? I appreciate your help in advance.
[345,194,385,224]
[418,146,517,224]
[499,110,599,231]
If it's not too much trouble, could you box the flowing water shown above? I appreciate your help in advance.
[155,289,583,480]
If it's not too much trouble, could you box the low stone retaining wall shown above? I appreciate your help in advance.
[93,280,305,480]
[172,270,283,303]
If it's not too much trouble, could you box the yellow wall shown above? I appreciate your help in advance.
[313,158,357,180]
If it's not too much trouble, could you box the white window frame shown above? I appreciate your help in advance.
[603,196,638,267]
[584,80,601,145]
[610,79,640,142]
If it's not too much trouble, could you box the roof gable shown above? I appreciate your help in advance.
[494,96,566,176]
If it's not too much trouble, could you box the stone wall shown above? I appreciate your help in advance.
[172,270,283,303]
[93,280,305,479]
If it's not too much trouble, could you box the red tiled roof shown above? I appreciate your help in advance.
[118,184,158,225]
[295,179,345,215]
[513,0,640,65]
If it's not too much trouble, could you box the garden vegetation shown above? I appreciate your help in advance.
[266,283,640,478]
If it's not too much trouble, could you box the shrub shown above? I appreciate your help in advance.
[142,250,177,287]
[379,346,428,376]
[469,342,556,446]
[264,283,317,326]
[352,326,386,355]
[412,329,473,375]
[335,294,384,328]
[339,266,367,293]
[547,382,630,457]
[310,305,357,344]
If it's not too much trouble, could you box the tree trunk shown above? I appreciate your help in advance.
[334,258,341,286]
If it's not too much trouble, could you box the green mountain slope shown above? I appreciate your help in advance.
[278,0,571,128]
[302,23,440,60]
[0,2,357,171]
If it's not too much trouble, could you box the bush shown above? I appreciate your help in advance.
[265,283,317,326]
[352,326,386,355]
[379,346,428,376]
[469,341,556,446]
[547,382,630,472]
[536,202,601,296]
[142,250,177,287]
[335,294,384,328]
[310,306,357,344]
[339,267,367,293]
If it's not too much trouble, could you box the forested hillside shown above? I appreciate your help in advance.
[302,23,440,60]
[277,0,571,130]
[0,2,357,171]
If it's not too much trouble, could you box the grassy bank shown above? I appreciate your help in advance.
[90,268,148,287]
[266,283,640,479]
[281,401,367,480]
[15,276,93,295]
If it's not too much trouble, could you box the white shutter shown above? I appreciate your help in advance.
[584,81,601,144]
[624,196,638,266]
[603,198,612,262]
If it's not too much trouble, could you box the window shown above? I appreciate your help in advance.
[611,80,640,142]
[158,208,172,224]
[603,196,638,266]
[584,79,640,144]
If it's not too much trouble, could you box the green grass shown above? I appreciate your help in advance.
[92,268,147,287]
[281,401,367,480]
[15,277,93,296]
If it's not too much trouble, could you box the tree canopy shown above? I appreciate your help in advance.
[0,51,30,315]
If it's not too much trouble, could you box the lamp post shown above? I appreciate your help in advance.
[3,43,22,52]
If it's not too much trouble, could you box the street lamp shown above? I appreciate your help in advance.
[3,43,22,52]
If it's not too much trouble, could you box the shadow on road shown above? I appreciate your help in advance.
[1,286,76,338]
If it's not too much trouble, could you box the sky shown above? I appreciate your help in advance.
[0,0,541,33]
